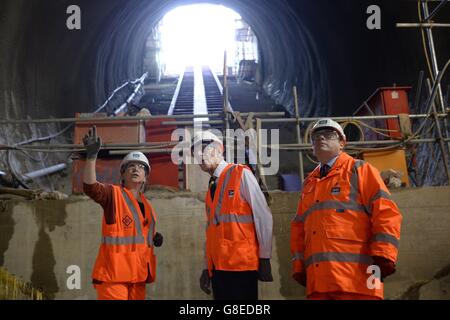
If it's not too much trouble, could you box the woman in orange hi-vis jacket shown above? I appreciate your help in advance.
[82,126,163,300]
[290,119,402,300]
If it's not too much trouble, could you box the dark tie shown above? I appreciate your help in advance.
[209,176,217,200]
[320,164,330,178]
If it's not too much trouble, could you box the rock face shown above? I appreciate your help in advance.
[419,277,450,300]
[401,265,450,300]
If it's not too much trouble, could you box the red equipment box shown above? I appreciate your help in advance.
[354,87,411,140]
[145,117,179,190]
[73,113,145,145]
[72,158,122,194]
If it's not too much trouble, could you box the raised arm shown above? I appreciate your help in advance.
[82,125,102,185]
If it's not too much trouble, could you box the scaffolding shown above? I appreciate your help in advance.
[395,0,450,185]
[0,107,449,186]
[234,18,258,80]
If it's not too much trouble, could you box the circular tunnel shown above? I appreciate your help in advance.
[1,0,332,121]
[1,0,449,190]
[89,0,331,118]
[3,0,445,121]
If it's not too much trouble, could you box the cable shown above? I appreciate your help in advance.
[5,73,148,188]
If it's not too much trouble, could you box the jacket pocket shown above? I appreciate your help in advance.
[218,238,257,270]
[325,225,369,243]
[106,251,138,282]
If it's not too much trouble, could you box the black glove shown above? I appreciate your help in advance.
[258,258,273,282]
[82,125,102,160]
[293,272,307,287]
[199,269,211,294]
[372,256,396,282]
[153,232,163,247]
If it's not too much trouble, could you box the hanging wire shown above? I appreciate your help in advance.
[6,73,148,189]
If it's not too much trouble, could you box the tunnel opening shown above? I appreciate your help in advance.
[143,3,259,81]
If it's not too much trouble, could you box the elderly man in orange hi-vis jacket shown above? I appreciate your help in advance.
[191,130,274,300]
[82,126,163,300]
[290,118,402,300]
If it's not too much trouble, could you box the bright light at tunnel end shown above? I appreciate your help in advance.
[159,4,244,75]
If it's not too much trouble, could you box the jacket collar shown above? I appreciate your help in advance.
[213,160,229,178]
[311,152,352,178]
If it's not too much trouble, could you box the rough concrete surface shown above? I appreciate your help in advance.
[0,187,449,300]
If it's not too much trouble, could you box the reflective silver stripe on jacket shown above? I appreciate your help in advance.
[101,189,146,246]
[207,213,254,227]
[213,165,236,225]
[372,232,399,248]
[218,213,253,224]
[305,252,373,268]
[366,189,393,214]
[292,252,304,262]
[147,209,156,248]
[102,235,144,245]
[297,201,368,223]
[349,160,365,203]
[298,160,369,223]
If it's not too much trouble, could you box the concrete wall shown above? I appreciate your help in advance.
[0,187,449,300]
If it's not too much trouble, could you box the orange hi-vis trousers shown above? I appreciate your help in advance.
[94,282,146,300]
[308,291,382,300]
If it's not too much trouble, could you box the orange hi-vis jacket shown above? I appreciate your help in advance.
[290,152,402,299]
[205,164,259,276]
[92,185,157,283]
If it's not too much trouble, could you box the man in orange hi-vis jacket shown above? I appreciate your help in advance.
[82,126,163,300]
[290,118,402,300]
[191,130,273,300]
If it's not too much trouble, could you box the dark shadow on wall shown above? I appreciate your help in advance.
[30,201,68,300]
[269,195,307,299]
[0,201,15,266]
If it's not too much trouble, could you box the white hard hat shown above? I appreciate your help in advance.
[311,118,346,141]
[191,131,223,149]
[120,151,150,172]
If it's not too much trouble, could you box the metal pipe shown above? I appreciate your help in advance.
[265,139,450,151]
[422,2,446,112]
[413,70,425,111]
[21,163,67,182]
[114,72,148,116]
[273,138,450,148]
[223,51,231,152]
[426,78,450,184]
[396,23,450,27]
[11,138,450,152]
[0,112,286,125]
[161,120,223,126]
[109,149,176,155]
[424,0,448,21]
[292,86,305,182]
[258,113,448,123]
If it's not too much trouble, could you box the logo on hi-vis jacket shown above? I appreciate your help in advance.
[122,215,133,227]
[331,186,341,195]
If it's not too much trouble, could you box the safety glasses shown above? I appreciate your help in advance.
[311,129,339,142]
